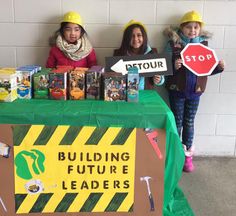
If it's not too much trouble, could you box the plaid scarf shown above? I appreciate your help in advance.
[56,34,93,61]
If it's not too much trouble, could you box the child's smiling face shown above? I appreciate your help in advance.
[181,22,201,39]
[63,23,82,44]
[130,27,144,49]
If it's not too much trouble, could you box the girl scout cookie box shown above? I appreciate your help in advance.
[86,65,103,100]
[33,68,51,99]
[16,65,41,99]
[103,72,127,102]
[0,69,17,102]
[49,68,68,100]
[69,67,88,100]
[127,67,139,102]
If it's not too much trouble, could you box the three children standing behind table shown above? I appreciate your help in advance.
[46,11,225,173]
[163,11,224,172]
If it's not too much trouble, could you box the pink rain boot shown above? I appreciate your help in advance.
[183,145,194,172]
[183,156,194,172]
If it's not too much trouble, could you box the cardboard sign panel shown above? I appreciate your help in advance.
[0,124,165,216]
[13,125,136,214]
[105,54,173,77]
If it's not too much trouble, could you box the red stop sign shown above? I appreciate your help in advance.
[180,43,218,76]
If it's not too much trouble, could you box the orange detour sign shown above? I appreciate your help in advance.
[180,43,218,76]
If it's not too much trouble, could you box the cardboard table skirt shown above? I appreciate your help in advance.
[0,125,165,216]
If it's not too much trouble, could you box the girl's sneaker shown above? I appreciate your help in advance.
[183,156,194,172]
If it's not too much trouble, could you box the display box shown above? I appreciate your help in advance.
[16,71,33,99]
[0,70,17,102]
[127,67,139,102]
[68,68,87,100]
[49,69,67,100]
[103,72,127,101]
[86,66,103,100]
[33,68,51,99]
[16,65,40,99]
[56,65,74,71]
[0,68,16,73]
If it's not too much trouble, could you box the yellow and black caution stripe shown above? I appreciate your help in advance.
[13,125,134,146]
[15,192,131,213]
[111,128,134,145]
[13,125,135,213]
[104,192,128,211]
[79,193,103,212]
[54,193,78,212]
[13,125,31,146]
[59,126,82,145]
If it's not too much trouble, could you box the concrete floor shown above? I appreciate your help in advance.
[179,157,236,216]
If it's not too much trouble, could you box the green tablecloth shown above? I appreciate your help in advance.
[0,90,194,215]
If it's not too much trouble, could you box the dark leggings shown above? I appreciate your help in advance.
[169,95,200,150]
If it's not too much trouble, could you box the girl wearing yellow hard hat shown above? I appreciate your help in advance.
[163,11,225,172]
[46,11,97,68]
[114,20,165,90]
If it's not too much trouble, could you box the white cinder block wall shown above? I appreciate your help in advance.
[0,0,235,156]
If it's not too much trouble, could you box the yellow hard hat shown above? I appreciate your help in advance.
[180,11,204,25]
[123,19,147,32]
[62,11,83,27]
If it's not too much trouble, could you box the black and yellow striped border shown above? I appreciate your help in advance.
[13,125,135,213]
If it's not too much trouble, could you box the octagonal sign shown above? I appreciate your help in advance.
[180,43,218,76]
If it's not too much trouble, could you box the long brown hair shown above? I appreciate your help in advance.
[117,24,148,55]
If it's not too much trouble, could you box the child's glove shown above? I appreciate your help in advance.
[175,58,183,70]
[153,75,165,86]
[153,75,161,84]
[218,60,225,70]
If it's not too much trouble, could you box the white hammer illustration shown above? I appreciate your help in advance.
[140,176,155,211]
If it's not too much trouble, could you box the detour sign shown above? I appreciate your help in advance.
[180,43,218,76]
